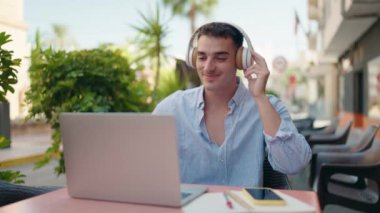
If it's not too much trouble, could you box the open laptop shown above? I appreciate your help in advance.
[60,113,207,207]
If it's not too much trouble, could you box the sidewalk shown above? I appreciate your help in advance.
[0,127,52,169]
[0,125,66,187]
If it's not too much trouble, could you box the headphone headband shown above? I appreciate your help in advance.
[186,22,254,68]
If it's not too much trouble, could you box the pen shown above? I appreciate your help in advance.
[223,191,234,209]
[225,190,254,211]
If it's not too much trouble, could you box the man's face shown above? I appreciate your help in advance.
[196,35,238,92]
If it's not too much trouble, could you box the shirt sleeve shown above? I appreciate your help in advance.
[263,96,312,175]
[152,91,179,115]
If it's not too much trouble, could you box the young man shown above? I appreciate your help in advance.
[153,22,311,187]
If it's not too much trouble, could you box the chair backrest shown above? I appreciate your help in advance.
[320,118,339,135]
[360,139,380,164]
[293,117,315,132]
[352,125,379,152]
[335,120,353,144]
[0,181,60,207]
[262,156,291,189]
[333,140,380,165]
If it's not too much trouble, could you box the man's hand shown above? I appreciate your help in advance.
[244,50,280,136]
[244,51,270,99]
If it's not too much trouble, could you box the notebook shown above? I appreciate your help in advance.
[60,113,207,207]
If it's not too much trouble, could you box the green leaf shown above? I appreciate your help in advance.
[33,155,51,170]
[0,32,20,102]
[1,84,15,93]
[0,136,11,148]
[0,32,12,47]
[0,170,26,184]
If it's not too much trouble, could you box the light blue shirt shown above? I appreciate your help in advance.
[152,79,311,187]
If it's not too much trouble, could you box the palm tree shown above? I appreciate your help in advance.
[51,24,78,50]
[132,4,170,97]
[52,24,67,49]
[162,0,218,33]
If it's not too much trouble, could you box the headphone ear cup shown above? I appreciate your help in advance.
[236,46,253,70]
[236,47,244,70]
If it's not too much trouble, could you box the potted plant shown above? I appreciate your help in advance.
[0,32,20,149]
[0,32,25,184]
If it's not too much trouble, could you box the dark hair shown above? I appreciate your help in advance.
[196,22,244,48]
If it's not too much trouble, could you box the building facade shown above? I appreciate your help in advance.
[307,0,380,133]
[0,0,29,119]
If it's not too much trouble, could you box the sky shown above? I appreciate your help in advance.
[24,0,309,63]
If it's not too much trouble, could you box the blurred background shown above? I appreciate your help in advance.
[2,0,379,125]
[1,0,380,212]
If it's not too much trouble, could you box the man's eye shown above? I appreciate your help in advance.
[197,56,206,60]
[217,58,227,61]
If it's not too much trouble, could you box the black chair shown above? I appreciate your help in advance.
[307,120,352,148]
[309,125,379,187]
[293,117,315,132]
[300,117,339,138]
[263,155,291,189]
[0,181,60,207]
[315,141,380,212]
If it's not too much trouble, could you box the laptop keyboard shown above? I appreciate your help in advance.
[181,192,191,199]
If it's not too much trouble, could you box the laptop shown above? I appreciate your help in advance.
[60,113,207,207]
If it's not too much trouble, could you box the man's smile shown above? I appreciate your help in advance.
[204,73,220,81]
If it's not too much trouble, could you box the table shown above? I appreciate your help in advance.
[0,186,321,213]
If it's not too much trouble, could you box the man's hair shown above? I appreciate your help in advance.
[196,22,244,48]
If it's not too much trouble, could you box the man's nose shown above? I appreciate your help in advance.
[203,59,215,72]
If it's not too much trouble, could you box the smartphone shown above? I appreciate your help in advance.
[242,187,286,206]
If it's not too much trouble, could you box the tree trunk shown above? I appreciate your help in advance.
[153,37,161,96]
[0,102,11,148]
[189,3,197,33]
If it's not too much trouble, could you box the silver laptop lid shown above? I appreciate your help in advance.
[60,113,182,206]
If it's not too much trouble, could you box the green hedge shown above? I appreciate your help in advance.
[25,45,153,174]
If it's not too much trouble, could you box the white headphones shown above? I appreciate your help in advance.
[185,22,254,70]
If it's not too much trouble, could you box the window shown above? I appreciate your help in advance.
[368,56,380,119]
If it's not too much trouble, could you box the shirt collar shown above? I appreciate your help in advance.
[229,77,246,108]
[196,77,247,110]
[196,85,205,110]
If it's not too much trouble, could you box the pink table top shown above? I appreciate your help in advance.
[0,186,321,213]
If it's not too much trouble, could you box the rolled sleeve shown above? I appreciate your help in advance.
[263,97,312,174]
[263,118,293,143]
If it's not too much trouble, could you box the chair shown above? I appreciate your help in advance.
[316,141,380,212]
[293,117,315,132]
[309,125,379,187]
[300,117,339,138]
[307,120,352,148]
[263,155,291,189]
[0,181,60,207]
